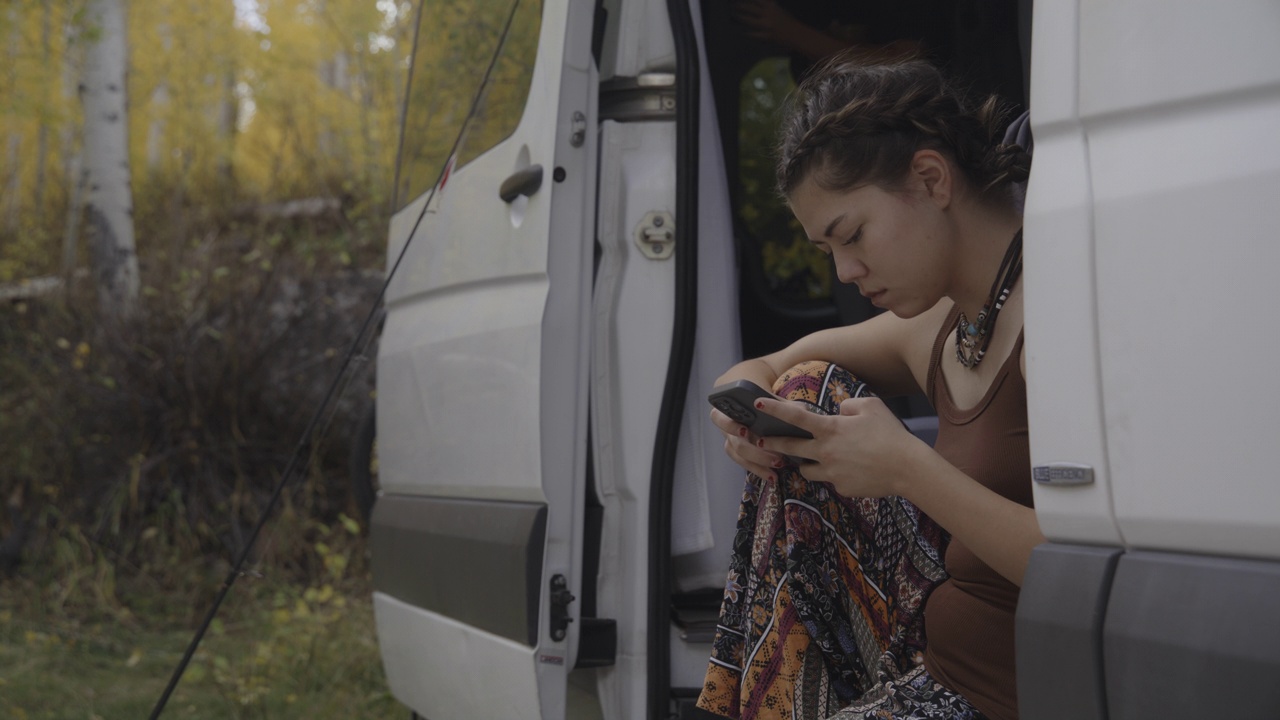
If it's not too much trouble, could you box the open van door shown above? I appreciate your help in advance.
[370,1,599,718]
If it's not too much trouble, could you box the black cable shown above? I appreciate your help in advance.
[146,2,525,717]
[648,0,700,717]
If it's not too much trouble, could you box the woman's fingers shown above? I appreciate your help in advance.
[724,437,784,480]
[752,397,823,432]
[732,1,772,28]
[711,407,786,478]
[839,396,879,416]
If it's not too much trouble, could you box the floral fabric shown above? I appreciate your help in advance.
[696,362,957,720]
[828,665,989,720]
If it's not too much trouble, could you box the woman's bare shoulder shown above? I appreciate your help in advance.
[759,300,953,396]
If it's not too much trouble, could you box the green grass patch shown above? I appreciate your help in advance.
[0,572,402,720]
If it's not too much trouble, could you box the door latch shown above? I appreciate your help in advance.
[634,210,675,260]
[549,574,575,642]
[570,111,587,148]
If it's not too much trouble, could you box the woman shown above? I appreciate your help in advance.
[695,59,1040,720]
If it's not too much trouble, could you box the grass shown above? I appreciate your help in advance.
[0,182,401,719]
[0,509,407,717]
[0,542,404,720]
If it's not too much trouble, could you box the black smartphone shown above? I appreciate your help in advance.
[707,380,814,439]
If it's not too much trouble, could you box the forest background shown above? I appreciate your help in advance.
[1,0,415,716]
[0,0,819,715]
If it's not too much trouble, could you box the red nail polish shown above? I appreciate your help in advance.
[754,401,765,409]
[738,427,747,437]
[756,438,764,447]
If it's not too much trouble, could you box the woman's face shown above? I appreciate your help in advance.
[787,171,953,319]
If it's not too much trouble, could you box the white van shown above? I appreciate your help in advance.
[366,1,1280,718]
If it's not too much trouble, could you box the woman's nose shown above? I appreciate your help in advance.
[834,255,867,285]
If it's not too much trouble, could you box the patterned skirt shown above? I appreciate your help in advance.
[695,362,979,720]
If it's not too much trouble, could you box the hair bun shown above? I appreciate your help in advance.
[776,59,1030,205]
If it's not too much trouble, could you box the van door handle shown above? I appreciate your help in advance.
[499,165,543,203]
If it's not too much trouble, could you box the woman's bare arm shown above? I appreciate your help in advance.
[710,302,949,481]
[755,389,1044,587]
[718,304,945,395]
[892,440,1044,586]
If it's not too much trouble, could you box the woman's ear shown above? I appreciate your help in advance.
[911,149,952,208]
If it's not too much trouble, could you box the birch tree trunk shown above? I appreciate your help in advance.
[82,0,139,318]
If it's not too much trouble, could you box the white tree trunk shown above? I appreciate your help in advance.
[82,0,139,318]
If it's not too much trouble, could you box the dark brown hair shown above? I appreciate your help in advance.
[777,58,1030,203]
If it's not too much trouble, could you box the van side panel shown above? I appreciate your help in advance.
[374,1,598,718]
[1015,543,1121,720]
[1103,551,1280,719]
[371,496,546,645]
[374,593,541,718]
[1023,0,1122,546]
[1078,0,1280,116]
[1022,4,1280,719]
[1080,0,1280,559]
[378,280,548,503]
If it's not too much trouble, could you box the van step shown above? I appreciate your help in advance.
[672,589,723,643]
[575,618,618,668]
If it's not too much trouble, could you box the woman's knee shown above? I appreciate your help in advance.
[772,360,842,397]
[773,361,872,415]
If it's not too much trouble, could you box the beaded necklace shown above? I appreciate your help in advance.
[955,229,1023,369]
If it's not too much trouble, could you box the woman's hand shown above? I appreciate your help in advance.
[732,0,806,45]
[709,403,791,481]
[751,396,932,498]
[731,0,851,61]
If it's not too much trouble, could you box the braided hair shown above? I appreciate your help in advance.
[777,59,1030,204]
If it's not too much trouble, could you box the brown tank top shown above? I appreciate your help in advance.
[920,305,1032,720]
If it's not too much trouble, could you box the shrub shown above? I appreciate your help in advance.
[0,199,383,613]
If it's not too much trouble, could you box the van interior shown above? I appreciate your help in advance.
[625,0,1031,714]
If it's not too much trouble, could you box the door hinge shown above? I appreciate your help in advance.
[549,574,575,641]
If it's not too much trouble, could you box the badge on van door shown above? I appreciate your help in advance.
[1032,463,1095,486]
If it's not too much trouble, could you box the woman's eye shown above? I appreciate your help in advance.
[842,227,863,246]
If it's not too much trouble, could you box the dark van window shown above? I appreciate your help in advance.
[395,0,542,210]
[738,57,832,303]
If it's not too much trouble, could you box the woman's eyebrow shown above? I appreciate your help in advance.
[823,214,846,238]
